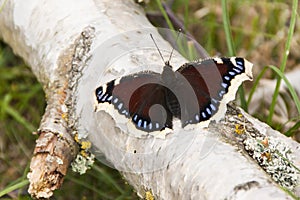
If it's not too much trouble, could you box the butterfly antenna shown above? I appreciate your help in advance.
[150,33,166,64]
[167,29,182,64]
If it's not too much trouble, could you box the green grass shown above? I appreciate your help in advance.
[1,0,300,199]
[267,0,298,125]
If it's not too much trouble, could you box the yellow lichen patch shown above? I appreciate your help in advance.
[57,87,65,95]
[81,141,91,150]
[261,151,272,162]
[238,113,243,118]
[74,133,92,158]
[261,137,269,147]
[235,124,245,135]
[61,112,68,120]
[74,134,79,143]
[80,150,88,157]
[145,191,154,200]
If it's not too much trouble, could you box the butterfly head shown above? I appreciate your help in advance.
[150,33,179,71]
[164,61,172,69]
[162,61,176,85]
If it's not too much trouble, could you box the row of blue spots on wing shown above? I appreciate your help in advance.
[132,114,164,132]
[185,98,220,126]
[95,81,130,117]
[96,87,106,103]
[218,58,245,99]
[96,81,114,104]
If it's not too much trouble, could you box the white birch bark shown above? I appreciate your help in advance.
[0,0,299,199]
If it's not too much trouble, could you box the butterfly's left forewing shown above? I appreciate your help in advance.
[95,72,173,135]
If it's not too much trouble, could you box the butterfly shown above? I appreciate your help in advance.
[95,55,253,135]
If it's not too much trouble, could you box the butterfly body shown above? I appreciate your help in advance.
[95,57,253,136]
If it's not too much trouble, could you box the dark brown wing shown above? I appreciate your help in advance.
[175,57,246,125]
[95,72,173,132]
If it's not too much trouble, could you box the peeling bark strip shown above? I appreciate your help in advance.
[0,0,299,199]
[68,26,95,134]
[27,132,74,198]
[26,27,95,199]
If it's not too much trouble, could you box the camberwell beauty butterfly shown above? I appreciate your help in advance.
[95,41,253,136]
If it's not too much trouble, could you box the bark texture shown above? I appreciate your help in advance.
[0,0,299,199]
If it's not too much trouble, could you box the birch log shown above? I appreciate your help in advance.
[0,0,299,199]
